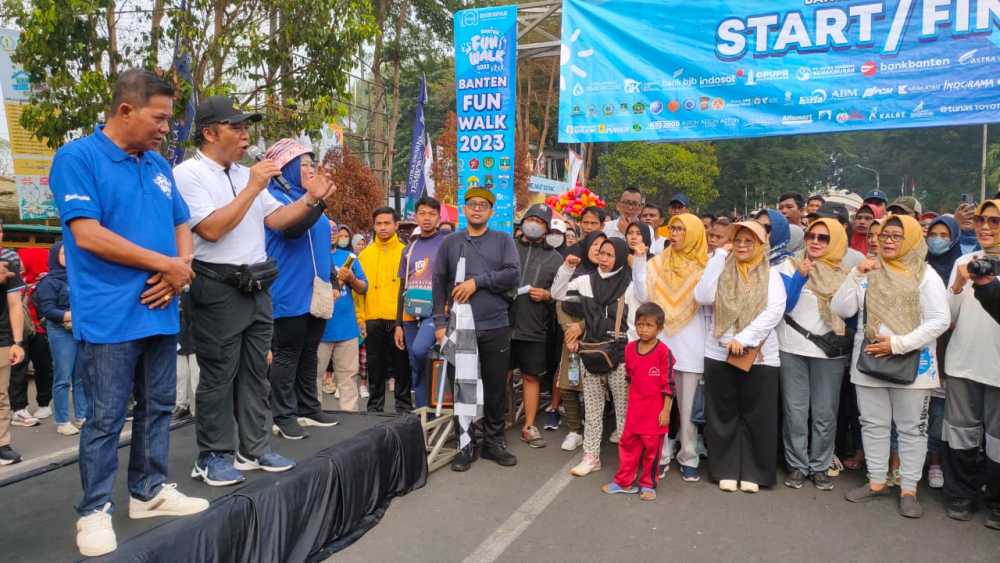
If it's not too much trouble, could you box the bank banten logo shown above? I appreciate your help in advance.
[861,61,877,77]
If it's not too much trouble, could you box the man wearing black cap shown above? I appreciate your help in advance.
[174,96,335,487]
[668,193,691,217]
[511,204,564,448]
[863,190,889,216]
[433,188,521,471]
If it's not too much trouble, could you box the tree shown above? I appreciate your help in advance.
[5,0,376,148]
[431,111,457,205]
[596,142,719,209]
[323,145,382,232]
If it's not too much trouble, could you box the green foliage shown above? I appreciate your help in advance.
[595,142,719,209]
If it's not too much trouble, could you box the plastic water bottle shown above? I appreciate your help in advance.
[567,353,581,386]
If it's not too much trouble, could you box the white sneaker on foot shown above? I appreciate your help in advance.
[57,423,80,436]
[928,465,944,489]
[609,431,621,444]
[129,483,210,519]
[740,481,759,493]
[561,432,583,451]
[570,453,601,476]
[77,503,116,557]
[34,406,52,419]
[11,409,39,427]
[719,479,738,492]
[359,385,370,399]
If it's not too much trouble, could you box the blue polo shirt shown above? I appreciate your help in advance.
[48,125,190,344]
[265,186,332,319]
[321,249,366,342]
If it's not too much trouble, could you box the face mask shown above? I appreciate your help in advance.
[522,221,546,240]
[927,237,951,256]
[337,238,351,249]
[545,233,564,248]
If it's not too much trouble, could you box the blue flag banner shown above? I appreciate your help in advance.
[455,6,518,232]
[559,0,1000,143]
[167,0,195,166]
[403,75,428,220]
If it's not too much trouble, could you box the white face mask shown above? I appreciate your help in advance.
[545,233,565,248]
[522,221,547,241]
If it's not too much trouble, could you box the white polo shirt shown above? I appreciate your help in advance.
[173,151,283,265]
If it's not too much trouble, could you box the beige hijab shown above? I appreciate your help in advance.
[865,214,926,339]
[714,221,770,338]
[795,218,849,335]
[648,213,709,336]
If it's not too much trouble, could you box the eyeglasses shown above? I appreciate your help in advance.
[668,225,686,234]
[465,201,491,211]
[805,233,831,244]
[974,215,1000,229]
[619,200,643,208]
[878,233,905,243]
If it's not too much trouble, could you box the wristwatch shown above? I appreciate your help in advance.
[307,197,326,209]
[13,341,23,347]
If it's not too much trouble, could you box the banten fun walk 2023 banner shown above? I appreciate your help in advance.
[559,0,1000,143]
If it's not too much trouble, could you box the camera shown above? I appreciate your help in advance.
[967,256,1000,277]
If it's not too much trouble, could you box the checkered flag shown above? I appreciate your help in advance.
[441,254,483,451]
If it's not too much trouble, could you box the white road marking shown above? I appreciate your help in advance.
[462,456,580,563]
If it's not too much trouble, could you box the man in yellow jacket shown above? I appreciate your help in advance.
[357,207,411,412]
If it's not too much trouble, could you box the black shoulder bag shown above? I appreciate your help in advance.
[578,296,626,375]
[783,314,854,359]
[855,295,920,385]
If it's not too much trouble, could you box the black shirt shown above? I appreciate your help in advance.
[0,248,25,347]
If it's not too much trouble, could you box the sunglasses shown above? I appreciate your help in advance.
[805,233,831,244]
[974,215,1000,229]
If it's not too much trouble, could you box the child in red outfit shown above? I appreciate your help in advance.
[602,303,675,501]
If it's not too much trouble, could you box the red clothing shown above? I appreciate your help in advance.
[614,432,664,489]
[623,339,675,436]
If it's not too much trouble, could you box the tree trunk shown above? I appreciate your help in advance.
[148,0,166,67]
[211,0,225,88]
[535,59,557,174]
[367,0,389,185]
[105,1,119,76]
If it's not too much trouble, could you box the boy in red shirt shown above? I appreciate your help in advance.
[602,302,675,501]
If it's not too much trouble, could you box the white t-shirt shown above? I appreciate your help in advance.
[660,306,709,374]
[945,252,1000,388]
[776,260,847,359]
[174,151,283,265]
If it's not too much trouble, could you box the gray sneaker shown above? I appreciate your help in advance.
[784,469,806,489]
[899,494,923,518]
[845,483,891,503]
[520,426,547,448]
[812,471,835,491]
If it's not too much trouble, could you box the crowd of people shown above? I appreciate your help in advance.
[0,69,999,557]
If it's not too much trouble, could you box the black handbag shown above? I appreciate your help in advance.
[783,315,854,358]
[855,296,919,385]
[578,297,626,375]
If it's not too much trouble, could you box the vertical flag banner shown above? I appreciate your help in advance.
[404,75,428,219]
[0,28,56,220]
[423,132,436,199]
[454,6,518,232]
[559,0,1000,143]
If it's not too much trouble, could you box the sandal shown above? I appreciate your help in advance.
[639,487,657,501]
[602,482,638,495]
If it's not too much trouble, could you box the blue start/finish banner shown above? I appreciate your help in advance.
[559,0,1000,143]
[455,6,518,232]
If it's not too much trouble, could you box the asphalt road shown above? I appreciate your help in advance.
[329,423,1000,563]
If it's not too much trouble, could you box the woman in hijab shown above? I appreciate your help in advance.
[832,214,949,519]
[695,221,786,493]
[553,237,648,477]
[755,208,794,266]
[647,213,709,482]
[941,200,1000,526]
[776,218,851,491]
[553,232,608,454]
[625,221,654,262]
[926,215,962,283]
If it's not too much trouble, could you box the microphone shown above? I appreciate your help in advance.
[246,145,292,194]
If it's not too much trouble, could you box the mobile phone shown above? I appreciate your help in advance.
[960,193,975,206]
[341,255,356,270]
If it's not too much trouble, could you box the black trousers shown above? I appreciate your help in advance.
[704,358,779,487]
[190,276,273,458]
[365,319,412,413]
[453,327,512,449]
[943,377,1000,509]
[270,314,325,424]
[10,331,53,410]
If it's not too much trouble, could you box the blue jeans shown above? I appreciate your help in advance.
[77,335,177,515]
[403,318,437,408]
[46,321,88,424]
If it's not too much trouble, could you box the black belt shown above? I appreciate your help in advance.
[193,259,278,293]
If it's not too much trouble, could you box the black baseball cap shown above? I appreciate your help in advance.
[813,201,850,225]
[522,203,553,228]
[669,193,690,207]
[863,190,888,204]
[195,96,262,128]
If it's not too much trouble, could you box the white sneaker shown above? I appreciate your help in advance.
[34,406,52,419]
[740,481,759,493]
[928,465,944,489]
[561,432,583,451]
[719,479,738,492]
[129,483,210,519]
[77,503,116,557]
[609,431,621,444]
[359,384,370,399]
[570,453,601,476]
[57,423,80,436]
[11,408,39,427]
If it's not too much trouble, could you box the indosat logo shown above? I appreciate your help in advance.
[461,31,508,69]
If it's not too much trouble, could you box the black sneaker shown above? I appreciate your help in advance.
[450,446,477,472]
[946,498,975,521]
[272,420,309,440]
[172,406,192,421]
[812,471,835,491]
[784,469,806,489]
[480,444,517,467]
[298,412,340,428]
[986,508,1000,530]
[0,445,23,465]
[845,483,891,503]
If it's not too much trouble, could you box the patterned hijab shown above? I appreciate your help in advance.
[865,214,927,339]
[714,221,770,338]
[647,213,708,336]
[797,218,849,335]
[763,209,793,266]
[977,200,1000,256]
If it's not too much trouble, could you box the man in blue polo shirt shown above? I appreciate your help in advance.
[48,69,209,558]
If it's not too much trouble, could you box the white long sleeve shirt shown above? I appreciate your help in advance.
[830,265,950,389]
[551,259,647,337]
[945,252,1000,388]
[694,250,787,368]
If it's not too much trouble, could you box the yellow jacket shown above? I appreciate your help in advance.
[357,234,405,322]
